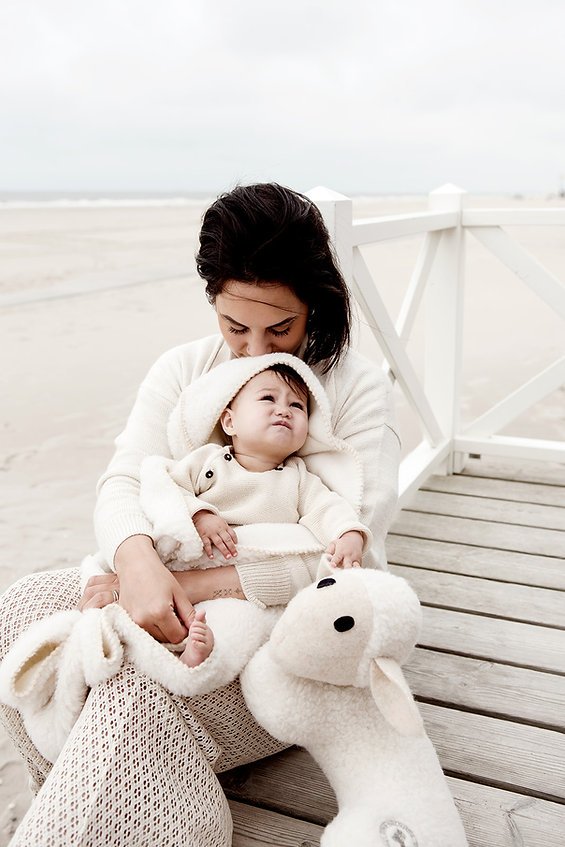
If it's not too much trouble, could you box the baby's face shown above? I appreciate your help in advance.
[222,371,309,461]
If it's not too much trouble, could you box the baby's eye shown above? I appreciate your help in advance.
[291,402,305,410]
[260,394,275,402]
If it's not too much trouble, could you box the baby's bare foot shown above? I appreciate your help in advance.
[179,610,214,668]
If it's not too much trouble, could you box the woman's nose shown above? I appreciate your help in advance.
[245,335,271,357]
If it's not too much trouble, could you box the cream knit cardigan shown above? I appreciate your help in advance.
[95,335,400,605]
[141,444,372,570]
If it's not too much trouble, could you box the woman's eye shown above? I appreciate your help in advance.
[228,326,247,335]
[270,327,291,337]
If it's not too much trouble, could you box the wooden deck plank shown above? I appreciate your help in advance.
[410,488,565,530]
[222,749,565,847]
[220,749,335,826]
[461,457,565,487]
[421,703,565,801]
[421,606,565,673]
[225,705,565,805]
[448,777,565,847]
[386,535,565,590]
[229,800,323,846]
[423,472,565,508]
[406,648,565,730]
[226,709,565,811]
[391,510,565,557]
[391,565,565,628]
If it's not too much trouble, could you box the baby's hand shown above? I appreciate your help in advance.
[192,510,238,560]
[326,530,364,569]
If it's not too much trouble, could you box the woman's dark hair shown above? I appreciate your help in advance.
[196,183,352,372]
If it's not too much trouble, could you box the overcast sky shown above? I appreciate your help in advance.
[1,0,564,195]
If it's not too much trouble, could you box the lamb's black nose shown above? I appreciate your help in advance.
[317,577,336,589]
[334,615,355,632]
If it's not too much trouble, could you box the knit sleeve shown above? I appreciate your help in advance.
[330,352,400,569]
[234,553,317,609]
[167,445,223,519]
[138,446,223,561]
[295,461,372,550]
[93,340,221,567]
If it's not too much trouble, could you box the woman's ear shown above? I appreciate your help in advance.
[220,408,235,437]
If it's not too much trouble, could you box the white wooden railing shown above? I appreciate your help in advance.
[309,185,565,508]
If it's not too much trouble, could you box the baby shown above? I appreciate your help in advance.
[140,361,372,669]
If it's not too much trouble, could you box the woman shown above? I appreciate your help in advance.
[0,183,400,846]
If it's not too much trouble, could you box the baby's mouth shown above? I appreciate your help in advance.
[273,421,291,429]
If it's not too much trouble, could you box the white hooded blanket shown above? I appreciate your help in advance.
[0,353,369,763]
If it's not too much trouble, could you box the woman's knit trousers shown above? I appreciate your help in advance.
[0,569,286,846]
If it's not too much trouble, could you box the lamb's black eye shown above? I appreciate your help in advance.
[334,616,355,632]
[317,577,336,589]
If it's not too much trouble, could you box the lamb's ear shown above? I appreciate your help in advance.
[315,553,334,581]
[369,657,424,737]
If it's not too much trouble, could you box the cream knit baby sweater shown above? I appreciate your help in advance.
[94,337,400,606]
[140,443,371,570]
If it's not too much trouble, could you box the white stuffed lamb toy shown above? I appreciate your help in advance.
[240,561,468,847]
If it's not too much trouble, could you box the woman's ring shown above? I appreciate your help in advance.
[112,589,119,604]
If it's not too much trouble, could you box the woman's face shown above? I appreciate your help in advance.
[215,281,309,358]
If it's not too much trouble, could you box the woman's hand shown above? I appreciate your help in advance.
[78,573,120,611]
[114,535,196,643]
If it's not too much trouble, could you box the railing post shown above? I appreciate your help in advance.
[307,187,353,287]
[425,184,466,474]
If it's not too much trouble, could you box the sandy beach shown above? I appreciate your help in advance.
[1,193,564,840]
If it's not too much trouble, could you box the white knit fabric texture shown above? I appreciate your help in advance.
[0,568,286,846]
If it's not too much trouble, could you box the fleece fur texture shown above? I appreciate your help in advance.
[241,561,468,847]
